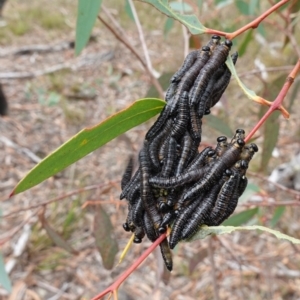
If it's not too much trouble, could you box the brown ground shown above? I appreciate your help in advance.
[1,1,300,300]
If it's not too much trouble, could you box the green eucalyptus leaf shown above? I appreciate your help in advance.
[11,99,165,195]
[188,224,300,245]
[75,0,103,55]
[139,0,207,35]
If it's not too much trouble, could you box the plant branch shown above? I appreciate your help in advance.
[206,0,291,39]
[2,181,118,218]
[128,0,159,78]
[245,59,300,142]
[91,232,167,300]
[97,15,164,99]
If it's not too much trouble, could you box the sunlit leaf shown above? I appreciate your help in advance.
[39,214,78,255]
[270,206,286,228]
[94,204,118,269]
[0,253,12,293]
[189,224,300,245]
[139,0,207,34]
[11,99,165,195]
[169,1,193,13]
[222,207,259,226]
[205,114,233,137]
[75,0,103,55]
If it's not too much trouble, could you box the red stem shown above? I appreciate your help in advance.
[91,233,167,300]
[245,59,300,142]
[206,0,291,40]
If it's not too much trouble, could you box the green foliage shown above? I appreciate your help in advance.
[12,99,165,195]
[189,225,300,244]
[139,0,207,34]
[222,208,259,226]
[75,0,103,55]
[204,114,233,137]
[270,206,286,228]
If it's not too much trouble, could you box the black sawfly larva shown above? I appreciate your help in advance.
[171,50,198,83]
[169,46,211,115]
[159,238,173,271]
[190,40,232,107]
[121,156,134,190]
[171,91,189,141]
[183,138,245,201]
[175,132,194,176]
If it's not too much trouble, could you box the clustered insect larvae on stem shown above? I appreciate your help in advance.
[120,35,258,271]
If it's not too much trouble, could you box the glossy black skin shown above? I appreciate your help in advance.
[139,144,162,229]
[169,195,203,249]
[175,132,194,176]
[169,46,211,115]
[120,168,140,200]
[171,92,190,141]
[189,104,202,144]
[203,52,238,114]
[183,138,245,201]
[121,157,134,190]
[180,180,224,241]
[190,41,232,107]
[160,239,173,271]
[171,50,198,83]
[133,226,145,243]
[148,119,173,170]
[161,137,177,177]
[145,105,171,141]
[0,83,8,116]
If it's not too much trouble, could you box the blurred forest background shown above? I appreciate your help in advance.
[0,0,300,299]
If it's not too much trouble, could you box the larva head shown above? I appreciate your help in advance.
[122,223,130,232]
[133,237,142,244]
[224,39,233,49]
[202,46,210,52]
[217,136,227,143]
[208,150,216,157]
[240,160,249,169]
[158,226,167,234]
[250,143,259,152]
[159,202,170,213]
[237,138,245,148]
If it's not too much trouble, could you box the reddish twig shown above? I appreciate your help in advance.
[2,181,118,218]
[97,15,164,98]
[91,233,167,300]
[206,0,291,39]
[245,59,300,142]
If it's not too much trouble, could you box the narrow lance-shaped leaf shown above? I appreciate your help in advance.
[205,114,233,137]
[189,225,300,245]
[226,56,289,118]
[11,99,165,195]
[139,0,207,35]
[39,213,78,255]
[222,207,259,226]
[75,0,103,55]
[94,204,119,270]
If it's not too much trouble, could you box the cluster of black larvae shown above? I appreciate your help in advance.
[120,35,258,271]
